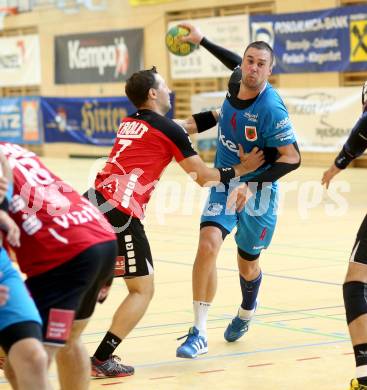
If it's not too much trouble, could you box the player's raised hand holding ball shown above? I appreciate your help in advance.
[165,22,202,56]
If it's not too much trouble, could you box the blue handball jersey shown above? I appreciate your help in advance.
[215,67,297,182]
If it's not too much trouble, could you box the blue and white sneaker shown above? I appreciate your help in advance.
[176,327,208,359]
[224,315,252,342]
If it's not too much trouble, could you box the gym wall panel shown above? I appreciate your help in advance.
[1,0,342,98]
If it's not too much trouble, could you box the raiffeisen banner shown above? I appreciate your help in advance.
[250,4,367,73]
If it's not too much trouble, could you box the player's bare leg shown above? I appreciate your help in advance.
[110,274,154,339]
[54,319,90,390]
[91,274,154,377]
[192,226,223,304]
[5,338,50,390]
[176,226,223,358]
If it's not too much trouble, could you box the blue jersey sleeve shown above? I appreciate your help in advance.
[263,97,296,148]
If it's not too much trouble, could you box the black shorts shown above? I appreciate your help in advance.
[0,321,43,354]
[84,188,153,278]
[350,214,367,265]
[25,240,116,345]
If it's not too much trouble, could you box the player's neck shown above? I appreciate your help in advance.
[238,81,266,100]
[139,102,166,116]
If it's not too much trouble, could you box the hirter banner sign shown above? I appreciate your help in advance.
[55,29,143,84]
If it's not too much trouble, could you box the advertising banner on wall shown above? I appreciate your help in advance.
[191,87,361,152]
[250,5,367,73]
[55,29,143,84]
[42,95,174,145]
[169,14,249,79]
[0,97,42,144]
[0,35,41,86]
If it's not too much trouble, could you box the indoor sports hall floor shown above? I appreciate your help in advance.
[0,157,365,390]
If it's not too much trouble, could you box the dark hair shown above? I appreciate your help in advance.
[125,66,159,107]
[244,41,274,66]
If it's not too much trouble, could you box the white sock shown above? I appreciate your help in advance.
[238,306,256,320]
[193,300,210,338]
[356,365,367,379]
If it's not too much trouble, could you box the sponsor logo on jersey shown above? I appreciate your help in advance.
[275,129,294,142]
[118,120,149,139]
[204,202,223,217]
[244,112,258,123]
[218,125,239,154]
[275,117,291,129]
[245,126,257,141]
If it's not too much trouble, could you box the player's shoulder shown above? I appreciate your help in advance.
[260,83,287,110]
[134,109,183,134]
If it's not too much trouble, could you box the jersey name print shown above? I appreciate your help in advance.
[95,109,197,219]
[0,142,115,277]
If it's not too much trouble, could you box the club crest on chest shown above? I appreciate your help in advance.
[245,126,257,142]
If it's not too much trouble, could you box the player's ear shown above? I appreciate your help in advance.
[148,87,157,100]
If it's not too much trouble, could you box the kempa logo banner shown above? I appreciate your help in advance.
[55,29,143,84]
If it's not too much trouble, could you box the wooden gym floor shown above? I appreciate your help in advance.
[0,157,365,390]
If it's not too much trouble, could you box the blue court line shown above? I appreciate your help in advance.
[156,258,342,286]
[131,339,350,369]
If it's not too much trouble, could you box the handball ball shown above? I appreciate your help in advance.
[165,26,197,56]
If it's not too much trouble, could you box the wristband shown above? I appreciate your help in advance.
[218,167,235,184]
[192,111,217,133]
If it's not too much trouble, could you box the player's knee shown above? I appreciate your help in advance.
[343,281,367,324]
[128,277,154,301]
[9,340,48,374]
[197,238,221,259]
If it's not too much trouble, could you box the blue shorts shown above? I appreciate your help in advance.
[201,183,279,256]
[0,248,42,332]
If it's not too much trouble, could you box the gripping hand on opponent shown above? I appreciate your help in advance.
[239,145,264,174]
[0,211,20,247]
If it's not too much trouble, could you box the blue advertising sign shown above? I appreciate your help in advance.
[250,5,367,73]
[0,97,42,144]
[42,95,174,145]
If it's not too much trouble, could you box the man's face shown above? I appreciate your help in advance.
[153,73,171,114]
[240,47,273,91]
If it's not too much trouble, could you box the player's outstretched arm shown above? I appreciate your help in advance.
[321,84,367,190]
[174,110,219,135]
[179,22,242,70]
[179,146,264,187]
[249,142,301,186]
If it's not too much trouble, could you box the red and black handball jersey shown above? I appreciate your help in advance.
[0,142,116,277]
[95,109,197,219]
